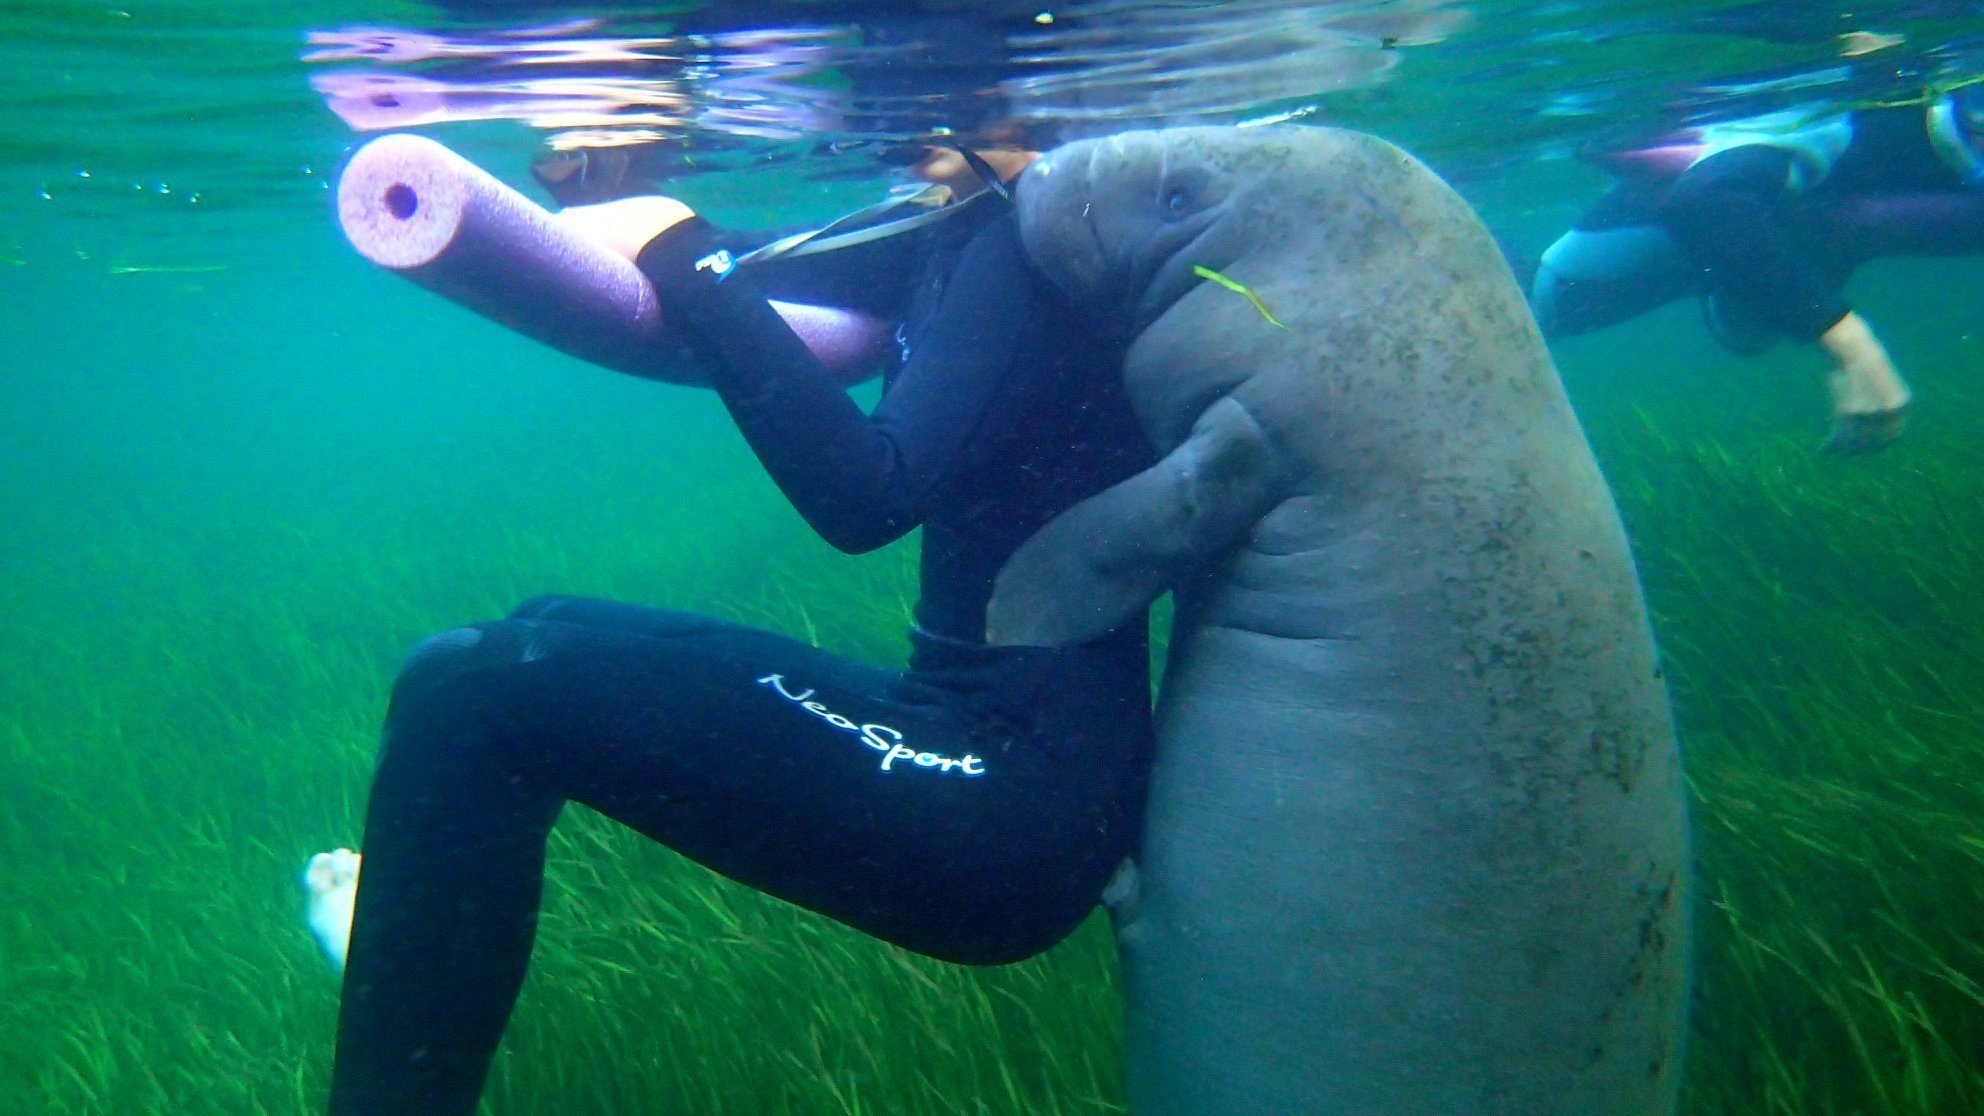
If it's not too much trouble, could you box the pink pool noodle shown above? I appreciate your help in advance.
[336,133,891,385]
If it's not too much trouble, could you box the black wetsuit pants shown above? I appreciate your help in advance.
[328,595,1150,1115]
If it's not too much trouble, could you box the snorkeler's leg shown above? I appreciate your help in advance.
[328,622,570,1116]
[1529,183,1698,338]
[329,602,1146,1114]
[1804,189,1984,261]
[497,608,1147,965]
[330,613,767,1114]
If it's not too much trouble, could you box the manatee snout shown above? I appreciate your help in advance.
[1019,132,1250,334]
[1016,143,1114,305]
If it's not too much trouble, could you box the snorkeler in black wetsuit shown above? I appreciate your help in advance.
[1530,87,1984,454]
[325,161,1157,1115]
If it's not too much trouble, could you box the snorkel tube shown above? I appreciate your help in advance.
[336,133,893,386]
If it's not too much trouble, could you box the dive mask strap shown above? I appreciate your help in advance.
[958,148,1014,202]
[733,183,958,266]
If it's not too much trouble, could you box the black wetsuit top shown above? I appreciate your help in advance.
[639,201,1152,651]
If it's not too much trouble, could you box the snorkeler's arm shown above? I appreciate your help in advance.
[987,395,1288,648]
[1656,144,1920,451]
[637,213,1047,553]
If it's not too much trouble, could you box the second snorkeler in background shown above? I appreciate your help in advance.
[1532,84,1984,455]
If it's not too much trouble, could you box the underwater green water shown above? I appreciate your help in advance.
[3,2,1983,1114]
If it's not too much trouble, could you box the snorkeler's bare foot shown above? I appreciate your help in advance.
[1821,404,1910,455]
[303,848,361,971]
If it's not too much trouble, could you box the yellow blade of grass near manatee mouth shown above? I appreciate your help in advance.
[1192,264,1292,332]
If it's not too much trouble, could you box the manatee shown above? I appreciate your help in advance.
[988,126,1691,1115]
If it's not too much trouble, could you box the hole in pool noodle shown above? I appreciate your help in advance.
[385,182,418,220]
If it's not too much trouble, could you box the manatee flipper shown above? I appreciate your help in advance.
[989,394,1288,647]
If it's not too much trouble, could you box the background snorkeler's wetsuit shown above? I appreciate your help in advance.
[1532,102,1984,350]
[328,195,1156,1115]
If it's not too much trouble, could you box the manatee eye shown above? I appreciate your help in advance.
[1162,186,1192,217]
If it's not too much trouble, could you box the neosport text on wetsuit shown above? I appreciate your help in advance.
[757,673,985,776]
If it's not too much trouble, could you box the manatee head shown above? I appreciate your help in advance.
[1015,127,1268,334]
[1016,126,1521,373]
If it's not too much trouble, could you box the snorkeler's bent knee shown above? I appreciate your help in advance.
[301,614,539,974]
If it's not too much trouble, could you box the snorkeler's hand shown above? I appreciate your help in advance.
[1818,314,1911,456]
[1821,363,1912,455]
[557,196,697,263]
[1821,404,1909,456]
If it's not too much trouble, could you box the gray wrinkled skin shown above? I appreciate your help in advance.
[990,127,1690,1115]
